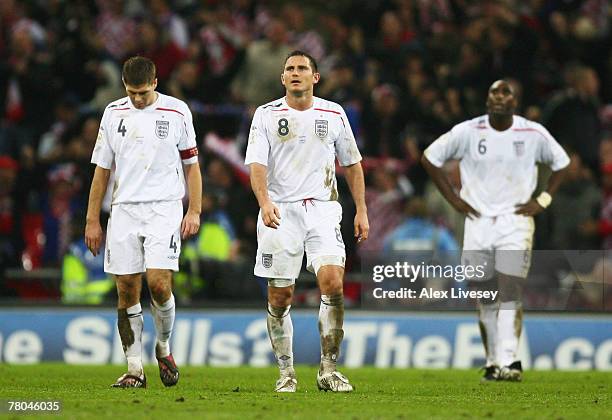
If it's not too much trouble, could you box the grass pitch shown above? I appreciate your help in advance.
[0,364,609,419]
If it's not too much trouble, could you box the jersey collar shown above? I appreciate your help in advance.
[485,114,516,133]
[129,92,161,111]
[283,96,317,112]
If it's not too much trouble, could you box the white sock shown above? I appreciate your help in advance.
[151,294,175,358]
[478,300,499,367]
[496,301,522,367]
[267,303,294,377]
[319,294,344,375]
[118,303,143,375]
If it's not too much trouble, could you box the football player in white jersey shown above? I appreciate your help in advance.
[85,56,202,388]
[245,51,369,392]
[422,80,569,382]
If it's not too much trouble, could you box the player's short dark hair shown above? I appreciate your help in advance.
[122,56,156,86]
[284,50,318,73]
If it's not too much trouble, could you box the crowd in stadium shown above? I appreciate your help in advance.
[0,0,610,305]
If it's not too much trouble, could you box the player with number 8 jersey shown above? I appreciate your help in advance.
[85,56,202,389]
[245,51,369,393]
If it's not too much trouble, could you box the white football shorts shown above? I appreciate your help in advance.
[255,200,346,280]
[461,213,534,280]
[105,201,183,274]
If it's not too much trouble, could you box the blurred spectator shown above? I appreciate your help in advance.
[0,156,23,272]
[318,59,360,105]
[61,217,113,304]
[550,152,601,249]
[204,157,254,242]
[0,124,34,167]
[87,59,125,113]
[383,196,460,295]
[368,10,417,80]
[38,95,80,164]
[486,16,537,99]
[94,0,137,61]
[167,60,205,102]
[384,196,459,254]
[543,65,602,172]
[231,18,291,106]
[423,160,464,242]
[41,164,83,265]
[358,160,409,258]
[148,0,189,50]
[135,19,186,89]
[362,84,407,157]
[282,3,325,61]
[195,3,250,78]
[593,163,612,250]
[0,21,55,138]
[64,115,100,190]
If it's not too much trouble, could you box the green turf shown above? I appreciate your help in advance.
[0,364,609,419]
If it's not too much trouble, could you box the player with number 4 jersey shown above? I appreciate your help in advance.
[85,56,202,389]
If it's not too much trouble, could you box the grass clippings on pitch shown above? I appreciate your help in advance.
[0,364,609,419]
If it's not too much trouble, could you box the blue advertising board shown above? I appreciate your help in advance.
[0,310,610,370]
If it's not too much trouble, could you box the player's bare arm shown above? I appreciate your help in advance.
[181,161,202,239]
[85,165,111,256]
[249,162,281,229]
[344,162,369,243]
[421,155,480,219]
[515,167,568,216]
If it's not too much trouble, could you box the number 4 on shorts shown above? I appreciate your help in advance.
[169,235,177,253]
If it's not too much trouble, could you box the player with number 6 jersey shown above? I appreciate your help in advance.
[85,56,202,389]
[422,80,569,382]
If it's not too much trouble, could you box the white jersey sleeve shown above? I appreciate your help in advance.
[244,107,270,166]
[334,108,361,166]
[91,107,114,169]
[424,123,469,167]
[534,123,570,171]
[177,102,198,164]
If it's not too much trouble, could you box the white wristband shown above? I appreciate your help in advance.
[536,192,552,209]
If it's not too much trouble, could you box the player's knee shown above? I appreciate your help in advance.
[116,276,140,302]
[497,273,523,302]
[148,281,171,303]
[470,278,498,304]
[268,281,294,307]
[322,279,343,295]
[316,263,344,295]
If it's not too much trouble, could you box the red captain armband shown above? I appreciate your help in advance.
[180,147,198,160]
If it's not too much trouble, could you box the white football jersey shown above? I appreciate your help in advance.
[245,96,361,202]
[91,93,198,204]
[424,115,569,217]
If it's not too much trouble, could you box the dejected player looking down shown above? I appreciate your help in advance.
[85,56,202,388]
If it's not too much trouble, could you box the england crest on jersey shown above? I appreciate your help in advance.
[315,120,328,138]
[262,253,273,268]
[513,140,525,156]
[156,120,169,139]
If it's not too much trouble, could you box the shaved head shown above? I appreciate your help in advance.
[486,79,517,117]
